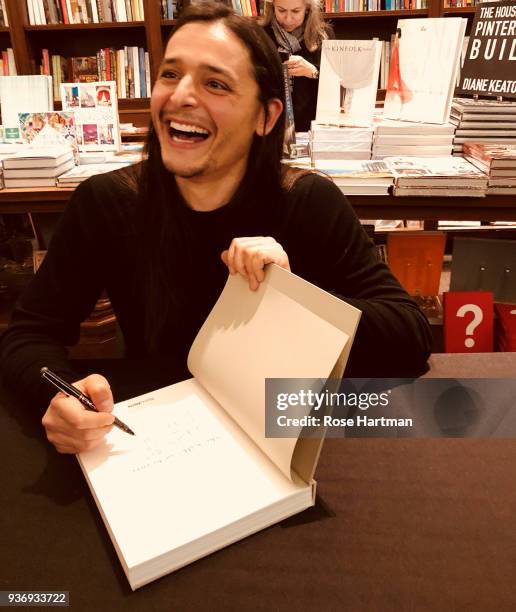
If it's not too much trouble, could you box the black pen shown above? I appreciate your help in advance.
[40,366,135,436]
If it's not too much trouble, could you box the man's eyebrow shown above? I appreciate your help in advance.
[160,58,236,81]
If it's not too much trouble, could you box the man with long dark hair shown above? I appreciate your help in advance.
[0,2,431,454]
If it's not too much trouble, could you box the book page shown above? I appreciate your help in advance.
[78,378,305,571]
[188,265,361,483]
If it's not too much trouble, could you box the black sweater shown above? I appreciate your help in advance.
[0,169,431,408]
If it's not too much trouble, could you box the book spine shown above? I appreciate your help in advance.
[132,46,140,98]
[7,48,17,75]
[41,48,50,75]
[1,0,8,26]
[144,51,151,100]
[27,0,35,25]
[1,51,8,75]
[138,46,145,97]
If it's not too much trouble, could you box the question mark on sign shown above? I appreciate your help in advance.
[456,304,483,348]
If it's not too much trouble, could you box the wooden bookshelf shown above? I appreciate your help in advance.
[3,0,478,84]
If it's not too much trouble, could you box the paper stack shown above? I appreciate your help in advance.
[385,156,488,197]
[310,122,373,162]
[451,98,516,156]
[463,142,516,195]
[314,159,395,195]
[2,145,74,188]
[373,117,455,159]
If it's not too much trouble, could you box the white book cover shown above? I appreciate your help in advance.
[77,265,361,590]
[316,39,382,127]
[0,75,53,140]
[383,18,467,124]
[60,81,120,152]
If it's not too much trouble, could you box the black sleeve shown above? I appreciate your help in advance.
[0,179,108,410]
[282,174,432,377]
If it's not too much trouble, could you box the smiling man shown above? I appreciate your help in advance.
[0,2,431,454]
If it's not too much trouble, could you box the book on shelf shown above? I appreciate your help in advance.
[3,159,75,179]
[56,161,133,186]
[383,18,467,124]
[314,159,394,181]
[2,145,74,170]
[316,40,382,127]
[3,177,60,189]
[385,156,488,186]
[374,117,456,136]
[463,142,516,168]
[0,76,53,141]
[373,144,454,157]
[452,98,516,116]
[76,264,361,590]
[60,81,121,152]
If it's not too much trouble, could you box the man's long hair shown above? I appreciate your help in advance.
[136,2,288,353]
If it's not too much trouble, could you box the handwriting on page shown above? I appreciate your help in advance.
[128,406,223,474]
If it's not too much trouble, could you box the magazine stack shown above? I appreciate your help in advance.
[313,159,395,195]
[310,122,373,162]
[451,98,516,156]
[373,117,455,159]
[2,145,74,188]
[385,156,488,197]
[463,142,516,195]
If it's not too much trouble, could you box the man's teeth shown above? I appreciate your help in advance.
[169,121,209,135]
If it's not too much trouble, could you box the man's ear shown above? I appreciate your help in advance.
[256,98,284,136]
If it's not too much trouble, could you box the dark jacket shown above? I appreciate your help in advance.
[264,24,333,132]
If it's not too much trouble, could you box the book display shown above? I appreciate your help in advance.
[60,80,121,151]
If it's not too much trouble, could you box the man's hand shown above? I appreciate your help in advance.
[221,236,290,291]
[42,374,115,454]
[285,55,316,78]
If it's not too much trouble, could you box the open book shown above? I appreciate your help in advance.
[77,265,361,590]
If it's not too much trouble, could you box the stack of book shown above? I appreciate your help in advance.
[310,122,373,162]
[463,142,516,195]
[314,160,395,195]
[57,161,133,188]
[373,118,455,159]
[2,146,75,189]
[451,98,516,156]
[385,156,488,197]
[494,303,516,352]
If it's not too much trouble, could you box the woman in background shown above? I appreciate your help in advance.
[260,0,332,132]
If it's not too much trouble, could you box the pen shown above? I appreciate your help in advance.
[40,366,135,436]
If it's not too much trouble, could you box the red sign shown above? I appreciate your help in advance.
[444,292,494,353]
[494,302,516,351]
